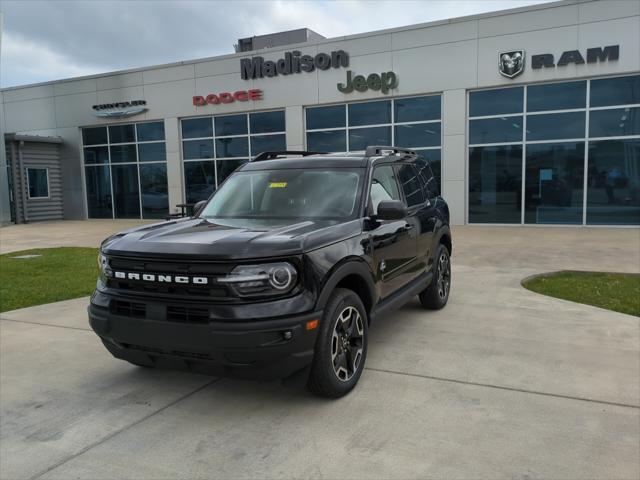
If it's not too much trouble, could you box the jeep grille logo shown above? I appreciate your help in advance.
[113,271,209,285]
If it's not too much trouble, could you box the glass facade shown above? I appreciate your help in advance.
[181,110,286,203]
[82,121,168,219]
[305,95,442,189]
[468,74,640,225]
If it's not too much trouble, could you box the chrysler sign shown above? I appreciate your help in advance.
[92,100,147,118]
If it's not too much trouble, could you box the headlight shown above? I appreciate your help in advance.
[218,262,298,297]
[97,252,110,283]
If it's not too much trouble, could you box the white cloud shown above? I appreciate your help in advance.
[0,0,554,88]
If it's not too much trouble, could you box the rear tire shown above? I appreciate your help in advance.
[419,244,451,310]
[307,288,368,398]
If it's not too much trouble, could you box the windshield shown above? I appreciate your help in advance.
[200,168,363,220]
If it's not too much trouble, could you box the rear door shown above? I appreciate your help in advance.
[367,164,418,299]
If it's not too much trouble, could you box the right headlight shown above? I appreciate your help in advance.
[217,262,298,297]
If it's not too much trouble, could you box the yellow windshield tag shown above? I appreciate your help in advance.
[269,182,287,188]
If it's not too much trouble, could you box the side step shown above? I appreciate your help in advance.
[370,271,433,322]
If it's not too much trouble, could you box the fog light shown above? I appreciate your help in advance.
[283,330,293,340]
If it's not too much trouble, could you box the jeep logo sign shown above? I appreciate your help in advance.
[337,70,399,94]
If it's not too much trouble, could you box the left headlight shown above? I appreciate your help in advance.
[97,252,110,283]
[217,262,298,297]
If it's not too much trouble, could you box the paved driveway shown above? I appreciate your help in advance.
[1,222,639,479]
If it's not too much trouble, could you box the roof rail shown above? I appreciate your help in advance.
[251,150,325,162]
[364,146,417,157]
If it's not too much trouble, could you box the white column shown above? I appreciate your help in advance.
[164,117,183,213]
[285,105,304,150]
[441,89,467,225]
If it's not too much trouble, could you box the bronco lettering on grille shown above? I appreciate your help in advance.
[113,271,209,285]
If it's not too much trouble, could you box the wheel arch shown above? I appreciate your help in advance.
[315,259,376,320]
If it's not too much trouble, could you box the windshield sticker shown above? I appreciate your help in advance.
[269,182,287,188]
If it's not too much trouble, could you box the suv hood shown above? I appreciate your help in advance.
[102,217,362,260]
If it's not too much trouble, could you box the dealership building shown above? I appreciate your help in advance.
[1,0,638,226]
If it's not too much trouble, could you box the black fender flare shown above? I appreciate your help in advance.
[433,225,452,257]
[314,259,377,315]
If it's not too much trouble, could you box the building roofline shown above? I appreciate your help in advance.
[1,0,580,92]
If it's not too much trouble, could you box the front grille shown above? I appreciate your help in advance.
[167,306,209,324]
[111,300,146,318]
[105,255,235,300]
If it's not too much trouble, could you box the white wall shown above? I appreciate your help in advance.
[1,0,639,223]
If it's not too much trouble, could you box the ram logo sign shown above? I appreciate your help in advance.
[499,50,525,78]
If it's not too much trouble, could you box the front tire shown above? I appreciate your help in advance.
[307,288,368,398]
[419,244,451,310]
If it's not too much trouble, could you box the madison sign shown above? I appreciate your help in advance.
[241,50,349,79]
[92,100,147,118]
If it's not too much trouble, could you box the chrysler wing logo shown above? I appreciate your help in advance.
[92,100,147,118]
[499,50,525,78]
[113,271,209,285]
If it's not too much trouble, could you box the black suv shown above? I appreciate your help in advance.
[89,146,452,397]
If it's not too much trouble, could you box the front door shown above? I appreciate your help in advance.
[366,164,418,299]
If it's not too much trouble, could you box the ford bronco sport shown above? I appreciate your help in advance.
[90,146,452,398]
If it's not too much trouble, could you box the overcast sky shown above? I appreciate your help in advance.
[0,0,553,88]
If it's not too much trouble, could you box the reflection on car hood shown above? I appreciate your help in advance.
[101,217,362,260]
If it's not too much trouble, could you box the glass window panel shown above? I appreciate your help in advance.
[182,117,213,139]
[215,114,247,136]
[395,122,441,147]
[110,144,137,163]
[590,75,640,107]
[469,145,523,223]
[526,112,585,141]
[397,164,426,207]
[250,111,285,134]
[184,161,216,204]
[306,105,345,130]
[84,146,109,164]
[394,96,441,122]
[469,87,523,117]
[183,139,213,160]
[348,100,391,126]
[216,137,248,158]
[216,159,248,186]
[85,165,112,218]
[108,124,135,144]
[307,130,346,152]
[525,142,584,224]
[589,107,640,138]
[140,163,168,219]
[28,168,49,198]
[370,165,401,214]
[136,122,165,142]
[251,134,286,156]
[138,142,166,162]
[349,126,391,151]
[527,81,586,112]
[415,149,441,195]
[587,139,640,225]
[469,116,523,144]
[82,127,107,145]
[111,164,140,219]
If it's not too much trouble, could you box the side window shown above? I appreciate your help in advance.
[397,164,426,207]
[370,165,400,214]
[415,157,439,198]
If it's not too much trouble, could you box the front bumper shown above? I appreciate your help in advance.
[88,293,322,381]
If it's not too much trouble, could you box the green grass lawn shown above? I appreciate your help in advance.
[523,271,640,317]
[0,247,99,313]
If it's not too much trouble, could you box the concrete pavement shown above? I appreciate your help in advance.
[1,222,639,479]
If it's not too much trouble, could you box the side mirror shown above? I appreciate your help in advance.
[376,200,407,221]
[193,200,207,217]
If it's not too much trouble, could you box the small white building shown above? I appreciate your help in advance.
[1,0,638,226]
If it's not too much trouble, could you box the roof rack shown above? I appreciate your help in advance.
[364,146,417,157]
[251,150,325,162]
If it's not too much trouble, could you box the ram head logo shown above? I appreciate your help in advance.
[499,50,525,78]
